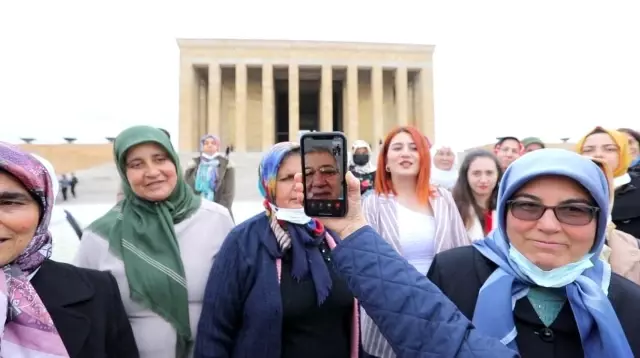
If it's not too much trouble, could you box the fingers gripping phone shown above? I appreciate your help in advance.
[300,132,348,218]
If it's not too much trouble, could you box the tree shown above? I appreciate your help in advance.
[106,137,116,143]
[560,137,570,143]
[63,137,77,144]
[20,138,35,144]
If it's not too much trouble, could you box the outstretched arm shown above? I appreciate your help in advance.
[331,226,518,358]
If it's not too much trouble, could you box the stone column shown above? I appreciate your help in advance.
[418,67,435,140]
[178,61,196,151]
[372,65,384,147]
[207,63,221,137]
[320,65,333,131]
[235,64,247,151]
[288,65,300,142]
[198,80,207,140]
[347,65,359,144]
[262,64,275,150]
[395,66,408,126]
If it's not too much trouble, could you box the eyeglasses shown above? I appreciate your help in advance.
[305,166,339,177]
[507,200,599,226]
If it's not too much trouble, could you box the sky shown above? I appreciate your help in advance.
[1,0,639,148]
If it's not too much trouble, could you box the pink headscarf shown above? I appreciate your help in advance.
[0,142,69,357]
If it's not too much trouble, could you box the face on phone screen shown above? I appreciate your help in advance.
[302,135,347,217]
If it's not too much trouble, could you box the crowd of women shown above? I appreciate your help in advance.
[2,123,640,357]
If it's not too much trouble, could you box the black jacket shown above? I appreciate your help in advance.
[427,246,640,358]
[31,259,139,357]
[612,172,640,239]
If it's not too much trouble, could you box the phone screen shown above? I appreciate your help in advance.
[300,132,348,217]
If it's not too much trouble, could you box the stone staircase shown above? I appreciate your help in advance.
[66,152,266,204]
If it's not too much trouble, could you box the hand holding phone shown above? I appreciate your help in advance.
[300,132,348,218]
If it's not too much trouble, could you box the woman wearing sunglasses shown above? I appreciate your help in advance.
[427,149,640,357]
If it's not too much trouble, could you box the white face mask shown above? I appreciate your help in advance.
[268,203,311,225]
[201,153,219,160]
[508,245,594,288]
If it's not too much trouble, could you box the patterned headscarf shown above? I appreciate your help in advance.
[199,134,220,153]
[258,141,299,202]
[196,134,221,201]
[0,142,69,357]
[257,142,333,305]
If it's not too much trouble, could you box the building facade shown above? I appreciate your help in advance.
[177,39,436,152]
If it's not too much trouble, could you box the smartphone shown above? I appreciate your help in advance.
[300,132,348,218]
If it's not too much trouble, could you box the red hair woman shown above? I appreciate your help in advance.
[361,126,471,358]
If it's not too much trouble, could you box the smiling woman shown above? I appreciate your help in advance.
[73,126,235,358]
[0,141,138,357]
[428,148,640,357]
[0,176,40,266]
[124,142,179,201]
[359,126,471,358]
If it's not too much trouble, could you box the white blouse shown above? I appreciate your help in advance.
[397,203,436,275]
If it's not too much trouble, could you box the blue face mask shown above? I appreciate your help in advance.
[508,245,594,288]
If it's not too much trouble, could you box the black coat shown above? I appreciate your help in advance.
[427,246,640,358]
[31,259,139,358]
[349,166,376,195]
[612,172,640,240]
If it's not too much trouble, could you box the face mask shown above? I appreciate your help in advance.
[201,153,218,160]
[353,154,369,166]
[269,203,311,225]
[508,245,594,288]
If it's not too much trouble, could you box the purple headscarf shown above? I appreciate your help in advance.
[0,141,68,357]
[199,134,220,153]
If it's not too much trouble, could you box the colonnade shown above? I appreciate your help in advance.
[180,63,434,152]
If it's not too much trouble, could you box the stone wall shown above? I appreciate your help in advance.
[19,144,113,174]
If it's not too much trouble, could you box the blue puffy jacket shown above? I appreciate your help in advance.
[331,226,519,358]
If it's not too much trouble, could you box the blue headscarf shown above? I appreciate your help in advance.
[195,134,220,201]
[257,142,298,202]
[257,142,333,305]
[473,148,632,357]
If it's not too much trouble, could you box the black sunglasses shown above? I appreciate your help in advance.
[507,200,599,226]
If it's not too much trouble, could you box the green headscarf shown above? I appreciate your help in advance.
[521,136,545,149]
[88,125,200,358]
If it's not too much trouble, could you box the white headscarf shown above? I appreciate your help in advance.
[350,140,376,174]
[29,154,65,223]
[430,144,458,190]
[30,153,82,263]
